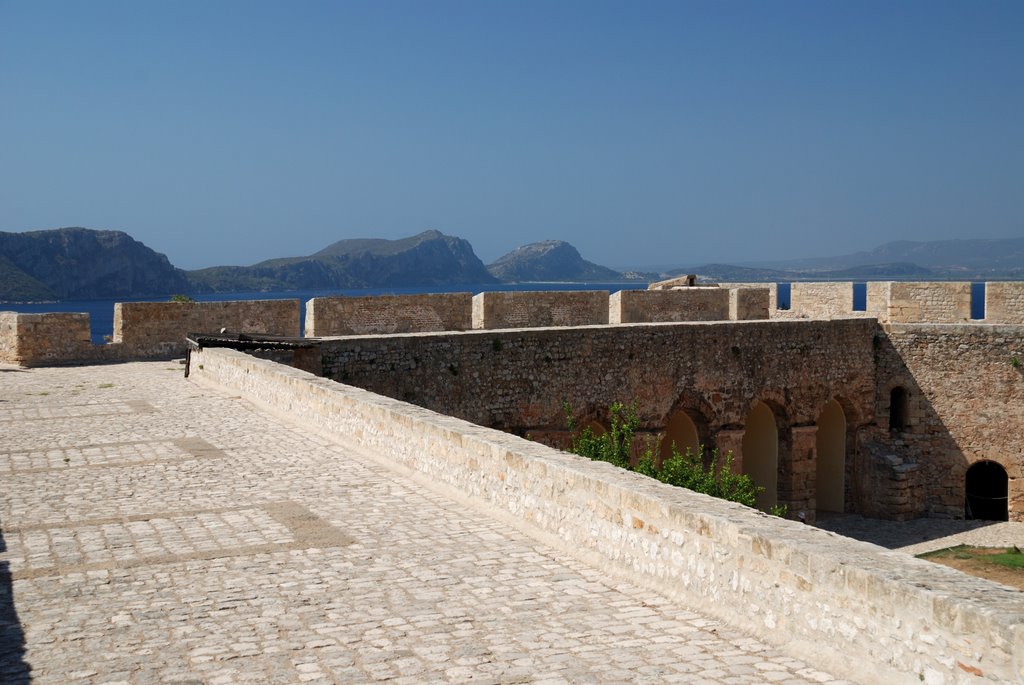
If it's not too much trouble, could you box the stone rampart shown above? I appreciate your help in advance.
[986,282,1024,324]
[319,319,881,519]
[305,293,471,337]
[472,290,608,329]
[319,319,877,436]
[190,346,1024,685]
[609,288,731,323]
[114,299,300,357]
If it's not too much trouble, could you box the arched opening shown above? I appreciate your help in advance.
[815,399,846,513]
[965,461,1008,521]
[742,401,778,510]
[659,411,700,463]
[889,387,908,433]
[584,420,607,437]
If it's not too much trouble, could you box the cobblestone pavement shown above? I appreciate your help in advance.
[0,362,858,685]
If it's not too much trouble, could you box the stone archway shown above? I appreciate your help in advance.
[815,399,846,513]
[659,410,700,463]
[965,460,1009,521]
[742,401,778,511]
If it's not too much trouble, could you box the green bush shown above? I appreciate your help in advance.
[564,400,762,509]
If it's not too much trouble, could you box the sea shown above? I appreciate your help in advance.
[1,283,648,344]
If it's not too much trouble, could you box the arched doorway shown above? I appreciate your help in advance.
[660,411,700,463]
[815,399,846,513]
[965,461,1008,521]
[584,420,607,437]
[742,401,778,510]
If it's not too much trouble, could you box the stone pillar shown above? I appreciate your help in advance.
[713,430,746,473]
[780,425,817,523]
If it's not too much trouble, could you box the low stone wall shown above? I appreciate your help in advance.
[0,312,95,366]
[472,290,608,329]
[305,293,472,336]
[1,299,301,365]
[190,346,1024,685]
[114,299,300,357]
[609,288,730,323]
[986,282,1024,324]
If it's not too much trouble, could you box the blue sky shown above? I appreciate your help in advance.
[1,1,1021,270]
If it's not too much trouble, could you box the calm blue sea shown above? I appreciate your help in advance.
[2,283,647,344]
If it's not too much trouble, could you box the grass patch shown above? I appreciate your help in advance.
[920,544,1024,568]
[918,544,1024,586]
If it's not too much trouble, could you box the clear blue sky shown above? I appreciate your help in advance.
[1,1,1021,270]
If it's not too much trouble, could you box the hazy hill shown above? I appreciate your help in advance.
[666,261,936,283]
[487,240,626,282]
[752,238,1024,277]
[0,227,190,301]
[188,230,497,292]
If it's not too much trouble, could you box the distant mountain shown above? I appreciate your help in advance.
[664,261,937,283]
[752,238,1024,277]
[0,227,190,302]
[487,240,629,282]
[188,230,497,292]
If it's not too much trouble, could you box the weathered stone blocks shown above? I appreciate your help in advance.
[305,293,472,336]
[609,288,730,323]
[472,290,608,329]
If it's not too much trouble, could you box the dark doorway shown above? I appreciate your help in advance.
[965,461,1009,521]
[889,387,908,433]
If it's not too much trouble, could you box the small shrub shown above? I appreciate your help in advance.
[564,401,763,509]
[170,294,195,303]
[1011,355,1021,369]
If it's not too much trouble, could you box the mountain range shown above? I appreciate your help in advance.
[1,227,1023,302]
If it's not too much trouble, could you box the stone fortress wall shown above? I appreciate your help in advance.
[189,346,1024,685]
[1,282,1022,524]
[5,283,1024,683]
[5,281,1024,366]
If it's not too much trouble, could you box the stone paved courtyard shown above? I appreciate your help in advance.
[0,361,865,684]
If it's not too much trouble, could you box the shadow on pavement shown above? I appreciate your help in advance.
[0,524,31,684]
[815,512,1002,550]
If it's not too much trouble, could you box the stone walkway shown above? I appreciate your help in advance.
[0,362,859,685]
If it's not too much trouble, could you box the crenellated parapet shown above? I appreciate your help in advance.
[0,299,299,366]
